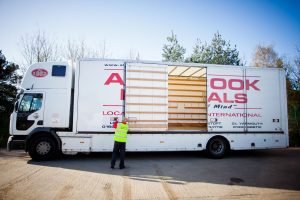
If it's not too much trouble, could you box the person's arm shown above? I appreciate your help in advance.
[113,121,118,128]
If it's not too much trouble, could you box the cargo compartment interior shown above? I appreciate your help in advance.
[167,66,207,131]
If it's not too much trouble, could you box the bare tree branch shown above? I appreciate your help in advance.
[20,30,59,67]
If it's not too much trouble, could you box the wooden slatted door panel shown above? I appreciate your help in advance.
[168,76,207,130]
[125,63,168,131]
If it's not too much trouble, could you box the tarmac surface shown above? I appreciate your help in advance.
[0,148,300,200]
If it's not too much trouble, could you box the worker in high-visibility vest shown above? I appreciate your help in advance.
[111,117,129,169]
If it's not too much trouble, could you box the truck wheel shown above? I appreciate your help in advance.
[206,137,228,159]
[28,136,57,161]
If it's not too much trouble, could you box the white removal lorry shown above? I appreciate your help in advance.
[7,59,289,160]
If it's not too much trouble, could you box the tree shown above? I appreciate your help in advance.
[287,47,300,146]
[188,32,242,65]
[64,39,112,66]
[288,47,300,90]
[162,31,186,62]
[20,30,59,66]
[64,39,88,67]
[252,45,283,67]
[88,40,112,59]
[0,50,21,146]
[128,49,141,61]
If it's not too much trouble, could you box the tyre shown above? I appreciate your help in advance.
[28,136,57,161]
[206,137,229,158]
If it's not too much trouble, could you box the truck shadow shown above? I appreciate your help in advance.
[27,149,300,191]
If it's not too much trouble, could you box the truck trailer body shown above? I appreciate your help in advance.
[7,59,289,160]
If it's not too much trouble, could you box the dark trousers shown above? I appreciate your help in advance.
[111,141,126,168]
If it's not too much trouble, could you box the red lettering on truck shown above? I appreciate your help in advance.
[246,80,260,91]
[104,72,125,101]
[210,78,259,91]
[235,93,247,103]
[208,92,222,103]
[120,89,125,100]
[208,93,247,103]
[209,77,258,103]
[228,79,244,90]
[211,78,226,89]
[104,73,124,85]
[103,111,124,115]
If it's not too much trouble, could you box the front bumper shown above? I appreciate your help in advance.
[7,135,26,151]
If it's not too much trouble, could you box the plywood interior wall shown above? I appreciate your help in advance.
[168,75,207,130]
[125,64,168,131]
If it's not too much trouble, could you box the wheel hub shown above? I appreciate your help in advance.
[212,140,223,153]
[36,141,51,155]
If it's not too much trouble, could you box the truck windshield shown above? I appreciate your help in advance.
[18,94,43,113]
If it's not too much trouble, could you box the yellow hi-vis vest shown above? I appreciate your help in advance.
[114,123,128,142]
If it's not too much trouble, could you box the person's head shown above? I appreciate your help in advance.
[122,117,128,123]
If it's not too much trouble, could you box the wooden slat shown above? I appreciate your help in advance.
[168,120,207,123]
[127,78,167,82]
[168,108,206,113]
[169,90,205,95]
[126,94,167,98]
[168,112,207,114]
[127,111,167,114]
[168,84,206,91]
[128,120,168,122]
[127,69,167,74]
[129,124,168,128]
[168,76,206,82]
[168,123,207,127]
[168,94,206,98]
[168,79,206,83]
[168,118,207,120]
[168,96,206,102]
[168,88,206,92]
[168,127,207,131]
[168,100,206,103]
[126,103,167,106]
[127,86,167,90]
[184,106,206,109]
[168,83,206,87]
[168,106,178,108]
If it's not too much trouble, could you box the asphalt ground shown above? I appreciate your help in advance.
[0,148,300,200]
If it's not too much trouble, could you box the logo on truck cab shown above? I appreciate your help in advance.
[32,69,48,77]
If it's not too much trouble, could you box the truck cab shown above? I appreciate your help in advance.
[8,62,73,160]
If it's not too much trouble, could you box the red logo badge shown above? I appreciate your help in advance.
[32,69,48,77]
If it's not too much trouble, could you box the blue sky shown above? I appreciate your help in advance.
[0,0,300,65]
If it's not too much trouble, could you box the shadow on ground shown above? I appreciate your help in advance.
[26,149,300,191]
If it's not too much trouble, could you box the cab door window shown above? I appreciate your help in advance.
[18,94,43,113]
[16,93,43,131]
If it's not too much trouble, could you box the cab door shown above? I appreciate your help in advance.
[12,92,45,135]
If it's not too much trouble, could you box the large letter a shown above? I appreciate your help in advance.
[104,73,124,85]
